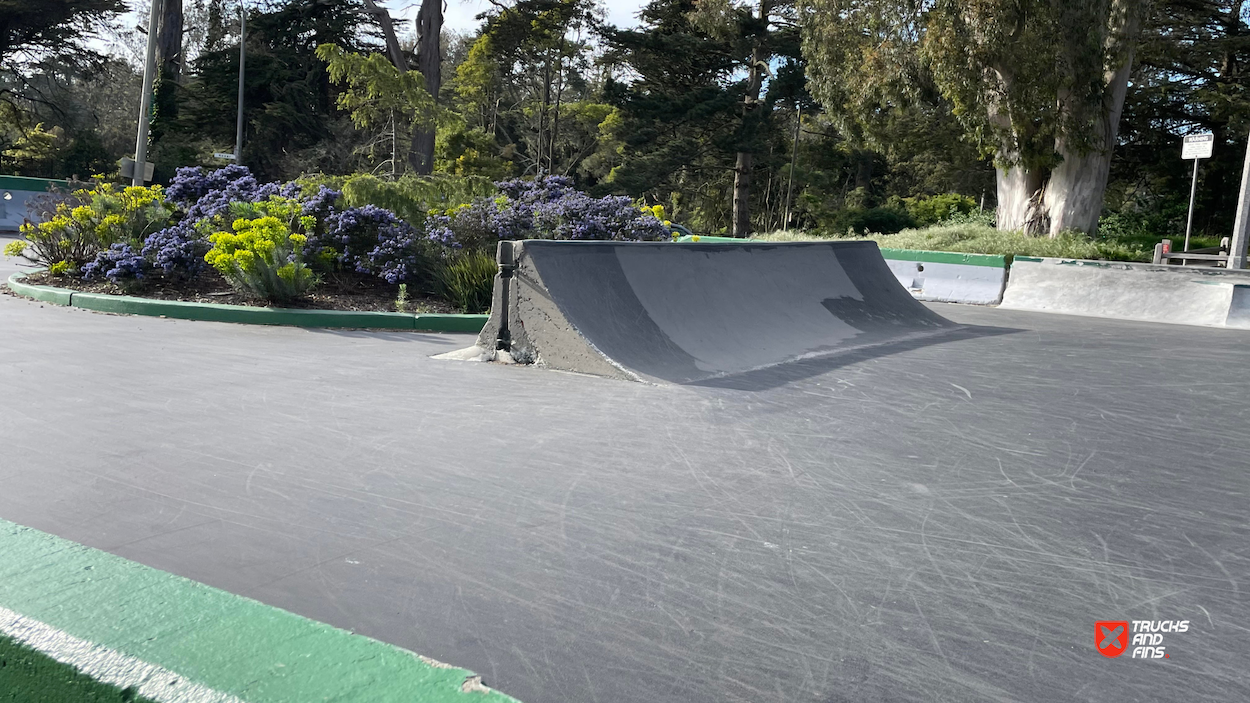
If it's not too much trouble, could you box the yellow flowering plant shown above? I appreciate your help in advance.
[3,181,174,275]
[205,203,318,302]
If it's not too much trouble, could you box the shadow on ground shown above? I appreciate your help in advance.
[690,324,1020,391]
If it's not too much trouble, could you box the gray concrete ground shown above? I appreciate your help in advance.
[1,246,1248,702]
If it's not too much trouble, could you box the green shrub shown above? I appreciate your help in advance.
[205,202,318,302]
[823,206,916,235]
[757,222,1150,261]
[4,182,173,270]
[435,250,496,313]
[898,193,977,226]
[298,173,496,223]
[1095,211,1215,251]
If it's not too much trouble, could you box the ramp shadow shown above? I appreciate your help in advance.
[687,324,1019,391]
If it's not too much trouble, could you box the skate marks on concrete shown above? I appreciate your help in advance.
[1,289,1248,702]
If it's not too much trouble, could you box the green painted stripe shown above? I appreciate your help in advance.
[0,175,71,192]
[0,519,520,703]
[6,273,488,332]
[877,248,1006,268]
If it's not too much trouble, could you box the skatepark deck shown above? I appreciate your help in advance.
[2,247,1249,702]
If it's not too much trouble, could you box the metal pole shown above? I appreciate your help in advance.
[496,241,515,352]
[1229,130,1250,270]
[234,1,246,161]
[782,104,800,231]
[1183,157,1199,253]
[133,0,162,186]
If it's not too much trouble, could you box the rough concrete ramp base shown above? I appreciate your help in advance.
[1001,257,1250,328]
[473,240,956,384]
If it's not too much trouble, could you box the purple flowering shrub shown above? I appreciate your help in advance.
[316,205,431,284]
[81,243,148,286]
[84,166,335,287]
[166,165,300,221]
[431,176,669,250]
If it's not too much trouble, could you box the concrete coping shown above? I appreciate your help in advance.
[1012,255,1250,279]
[0,518,520,702]
[5,272,488,333]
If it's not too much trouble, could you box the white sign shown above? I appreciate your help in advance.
[1182,134,1214,160]
[118,157,155,181]
[213,152,238,160]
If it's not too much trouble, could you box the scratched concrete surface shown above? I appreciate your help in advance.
[1,248,1248,702]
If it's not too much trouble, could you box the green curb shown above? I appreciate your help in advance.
[5,272,488,333]
[413,314,493,333]
[0,518,520,703]
[672,236,1007,268]
[5,271,74,305]
[877,248,1006,268]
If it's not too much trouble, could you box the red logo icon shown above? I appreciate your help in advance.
[1096,621,1129,658]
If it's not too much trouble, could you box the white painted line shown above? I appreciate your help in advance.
[0,605,246,703]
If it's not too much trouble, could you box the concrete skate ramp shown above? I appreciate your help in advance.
[475,240,956,384]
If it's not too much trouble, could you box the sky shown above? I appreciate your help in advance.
[407,0,647,36]
[107,1,648,64]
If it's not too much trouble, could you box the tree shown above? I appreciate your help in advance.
[803,0,1148,236]
[602,0,804,234]
[1111,0,1250,238]
[454,0,605,178]
[413,0,443,174]
[360,0,443,174]
[178,0,381,180]
[0,0,124,120]
[316,44,438,174]
[696,0,800,236]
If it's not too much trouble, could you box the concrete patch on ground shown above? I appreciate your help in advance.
[1000,256,1250,329]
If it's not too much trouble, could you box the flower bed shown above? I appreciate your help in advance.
[4,168,671,316]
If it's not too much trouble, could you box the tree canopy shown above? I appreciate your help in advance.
[3,0,1248,245]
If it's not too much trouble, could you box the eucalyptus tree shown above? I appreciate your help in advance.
[802,0,1148,235]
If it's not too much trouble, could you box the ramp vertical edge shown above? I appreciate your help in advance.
[0,519,520,703]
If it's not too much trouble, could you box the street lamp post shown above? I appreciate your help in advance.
[132,0,163,186]
[234,1,245,162]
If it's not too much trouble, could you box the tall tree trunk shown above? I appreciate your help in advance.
[151,0,183,141]
[995,162,1047,234]
[411,0,441,175]
[156,0,183,82]
[732,151,753,236]
[733,0,769,238]
[1043,2,1141,236]
[361,0,406,71]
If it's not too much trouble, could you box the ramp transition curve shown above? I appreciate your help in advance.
[470,240,957,384]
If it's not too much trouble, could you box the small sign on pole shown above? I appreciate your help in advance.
[1182,133,1214,160]
[213,152,238,160]
[118,157,155,182]
[1181,133,1214,255]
